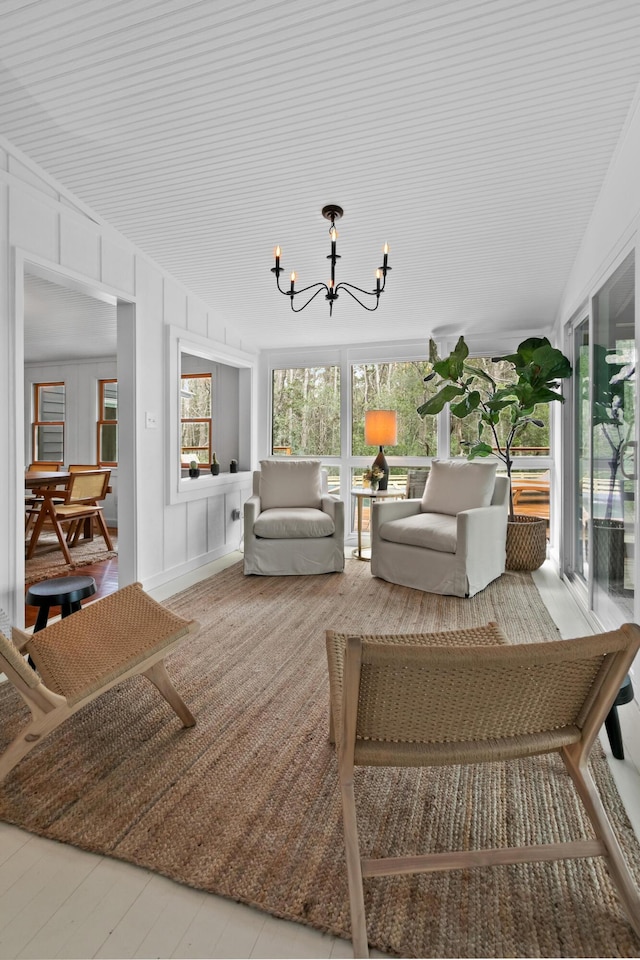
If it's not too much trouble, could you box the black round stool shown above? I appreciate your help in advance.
[26,575,97,633]
[604,674,634,760]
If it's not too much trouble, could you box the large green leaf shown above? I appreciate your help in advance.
[450,391,481,418]
[467,441,495,459]
[416,383,465,416]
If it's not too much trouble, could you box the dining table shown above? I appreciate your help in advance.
[25,469,72,491]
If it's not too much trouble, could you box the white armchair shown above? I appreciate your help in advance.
[371,459,509,597]
[244,459,345,576]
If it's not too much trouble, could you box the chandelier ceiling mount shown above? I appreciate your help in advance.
[271,205,390,317]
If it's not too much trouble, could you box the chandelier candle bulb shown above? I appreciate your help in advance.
[383,243,389,271]
[376,269,382,294]
[290,272,296,293]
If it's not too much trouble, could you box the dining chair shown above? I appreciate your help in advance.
[28,462,62,472]
[326,621,640,957]
[0,582,198,782]
[26,469,113,565]
[25,462,64,533]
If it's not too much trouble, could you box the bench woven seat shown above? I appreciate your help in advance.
[0,582,198,782]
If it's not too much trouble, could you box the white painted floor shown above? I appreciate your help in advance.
[1,558,640,959]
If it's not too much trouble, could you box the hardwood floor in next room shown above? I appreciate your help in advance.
[24,555,118,629]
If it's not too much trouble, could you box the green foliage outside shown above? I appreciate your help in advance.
[352,362,437,456]
[272,367,341,456]
[181,375,212,464]
[271,362,438,458]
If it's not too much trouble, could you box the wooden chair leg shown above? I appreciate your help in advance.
[340,771,369,958]
[562,745,640,939]
[95,511,114,551]
[0,703,69,783]
[49,516,74,565]
[25,501,49,559]
[143,661,196,727]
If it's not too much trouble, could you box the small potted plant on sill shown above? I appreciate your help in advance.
[417,335,572,571]
[189,459,200,478]
[210,452,220,476]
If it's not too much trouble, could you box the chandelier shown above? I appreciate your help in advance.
[271,205,391,316]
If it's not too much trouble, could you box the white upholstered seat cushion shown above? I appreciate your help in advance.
[421,459,497,516]
[253,507,335,539]
[379,512,457,553]
[259,459,323,510]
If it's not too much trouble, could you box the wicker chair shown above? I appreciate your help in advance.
[26,468,113,565]
[0,582,198,782]
[326,622,640,958]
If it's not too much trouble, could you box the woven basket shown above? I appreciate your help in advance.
[506,514,547,571]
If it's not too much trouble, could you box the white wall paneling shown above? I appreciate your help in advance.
[1,141,258,625]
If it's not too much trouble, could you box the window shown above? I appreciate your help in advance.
[181,373,212,466]
[97,379,118,465]
[351,361,437,457]
[272,366,341,456]
[32,382,65,463]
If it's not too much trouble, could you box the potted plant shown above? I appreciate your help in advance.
[210,451,220,476]
[591,343,635,587]
[188,459,200,478]
[417,335,572,570]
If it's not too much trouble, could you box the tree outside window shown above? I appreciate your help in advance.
[272,367,341,456]
[351,361,437,457]
[181,374,212,465]
[98,379,118,465]
[33,382,65,463]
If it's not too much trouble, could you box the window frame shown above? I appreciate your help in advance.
[32,381,65,464]
[180,372,213,467]
[97,378,118,467]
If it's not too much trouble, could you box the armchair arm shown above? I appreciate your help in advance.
[457,504,508,558]
[244,494,261,535]
[322,495,345,530]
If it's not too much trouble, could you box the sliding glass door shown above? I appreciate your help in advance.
[591,251,636,625]
[573,318,590,584]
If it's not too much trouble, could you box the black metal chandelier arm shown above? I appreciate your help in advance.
[335,283,381,312]
[275,273,327,296]
[289,285,327,313]
[336,278,387,297]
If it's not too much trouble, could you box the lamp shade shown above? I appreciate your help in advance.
[364,410,397,447]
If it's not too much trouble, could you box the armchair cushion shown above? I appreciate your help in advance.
[253,507,335,539]
[421,459,497,515]
[379,511,457,553]
[259,458,323,510]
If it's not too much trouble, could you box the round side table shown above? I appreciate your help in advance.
[351,487,406,561]
[26,575,97,633]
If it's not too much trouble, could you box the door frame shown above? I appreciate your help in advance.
[13,249,137,625]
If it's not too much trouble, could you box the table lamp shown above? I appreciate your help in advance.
[364,410,398,490]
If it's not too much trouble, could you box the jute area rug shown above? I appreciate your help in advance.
[2,560,640,958]
[25,530,117,584]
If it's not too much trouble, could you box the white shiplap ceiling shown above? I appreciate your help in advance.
[4,0,640,355]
